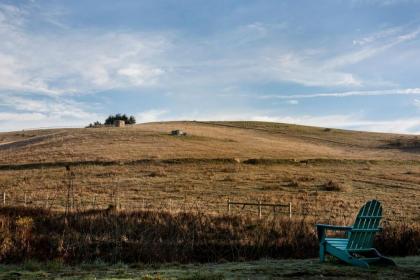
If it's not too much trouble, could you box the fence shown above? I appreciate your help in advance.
[0,191,415,223]
[0,191,207,213]
[0,191,294,216]
[227,198,292,219]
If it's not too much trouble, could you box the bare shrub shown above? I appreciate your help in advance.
[319,180,348,192]
[284,180,299,187]
[149,169,167,177]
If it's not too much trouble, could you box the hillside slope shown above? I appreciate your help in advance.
[0,121,419,165]
[0,121,419,222]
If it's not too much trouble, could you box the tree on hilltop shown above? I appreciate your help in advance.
[104,114,136,125]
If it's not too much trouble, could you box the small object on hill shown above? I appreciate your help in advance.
[114,120,125,127]
[171,130,187,136]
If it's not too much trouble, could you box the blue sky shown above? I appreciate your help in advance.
[1,0,420,133]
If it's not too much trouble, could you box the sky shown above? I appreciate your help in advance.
[1,0,420,133]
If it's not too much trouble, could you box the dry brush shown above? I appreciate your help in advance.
[0,207,418,264]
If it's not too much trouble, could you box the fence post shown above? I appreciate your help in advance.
[258,200,262,219]
[45,194,49,208]
[92,196,96,209]
[227,198,231,214]
[24,193,27,207]
[289,202,292,219]
[3,192,5,206]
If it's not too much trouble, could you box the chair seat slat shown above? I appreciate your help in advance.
[351,229,380,232]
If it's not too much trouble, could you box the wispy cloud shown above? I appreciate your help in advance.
[329,27,420,69]
[281,25,420,88]
[0,94,101,131]
[0,4,168,95]
[259,88,420,99]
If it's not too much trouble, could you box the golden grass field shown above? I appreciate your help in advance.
[0,121,418,223]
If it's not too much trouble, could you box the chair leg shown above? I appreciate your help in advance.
[329,248,370,268]
[319,242,325,262]
[372,249,396,266]
[340,253,370,268]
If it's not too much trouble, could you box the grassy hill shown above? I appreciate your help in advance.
[0,121,418,222]
[0,121,419,265]
[0,121,419,165]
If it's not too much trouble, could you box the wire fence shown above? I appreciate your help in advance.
[0,191,416,224]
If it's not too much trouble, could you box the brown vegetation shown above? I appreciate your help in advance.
[0,121,418,264]
[0,160,417,223]
[0,207,418,264]
[319,180,346,192]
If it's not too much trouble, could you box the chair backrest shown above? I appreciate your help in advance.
[347,200,382,251]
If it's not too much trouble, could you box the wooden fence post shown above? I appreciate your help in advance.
[227,198,231,214]
[258,200,262,219]
[24,193,27,207]
[289,202,292,219]
[3,192,5,206]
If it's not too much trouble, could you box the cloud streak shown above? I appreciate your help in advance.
[259,88,420,99]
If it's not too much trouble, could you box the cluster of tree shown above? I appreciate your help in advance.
[86,114,136,128]
[104,114,136,125]
[86,121,103,128]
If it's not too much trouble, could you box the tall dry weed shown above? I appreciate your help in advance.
[0,206,417,264]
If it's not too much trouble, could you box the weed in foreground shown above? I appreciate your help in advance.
[0,206,418,264]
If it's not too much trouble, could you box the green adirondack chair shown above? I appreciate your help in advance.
[316,199,396,268]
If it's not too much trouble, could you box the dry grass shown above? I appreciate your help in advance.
[0,121,418,264]
[0,121,419,165]
[0,207,418,264]
[0,160,417,223]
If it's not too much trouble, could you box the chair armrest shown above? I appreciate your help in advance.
[316,224,352,242]
[316,224,352,231]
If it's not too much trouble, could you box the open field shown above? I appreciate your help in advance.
[0,121,418,222]
[0,121,419,265]
[0,160,419,222]
[0,257,419,279]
